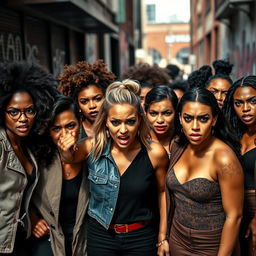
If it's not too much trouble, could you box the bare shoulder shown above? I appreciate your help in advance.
[77,137,93,157]
[213,141,242,177]
[148,140,167,158]
[147,141,169,168]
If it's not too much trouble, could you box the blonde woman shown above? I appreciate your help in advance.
[58,79,170,256]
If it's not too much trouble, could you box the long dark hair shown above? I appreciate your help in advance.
[144,85,178,113]
[174,87,240,155]
[223,75,256,139]
[34,95,80,167]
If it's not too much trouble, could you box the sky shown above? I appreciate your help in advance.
[145,0,190,23]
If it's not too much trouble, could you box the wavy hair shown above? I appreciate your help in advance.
[91,79,151,160]
[35,95,80,167]
[222,75,256,139]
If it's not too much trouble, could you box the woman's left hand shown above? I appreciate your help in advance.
[245,216,256,251]
[157,240,170,256]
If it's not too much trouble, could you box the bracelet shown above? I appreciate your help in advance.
[156,239,167,247]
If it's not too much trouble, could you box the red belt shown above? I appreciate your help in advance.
[109,220,151,233]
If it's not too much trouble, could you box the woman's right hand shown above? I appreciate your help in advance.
[58,131,78,152]
[32,218,50,238]
[57,131,78,163]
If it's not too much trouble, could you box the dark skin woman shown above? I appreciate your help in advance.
[166,87,244,255]
[223,75,256,255]
[30,96,88,256]
[144,85,178,156]
[0,61,58,255]
[206,60,233,109]
[58,60,115,138]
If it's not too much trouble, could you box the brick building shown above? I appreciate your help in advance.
[137,0,191,75]
[190,0,256,78]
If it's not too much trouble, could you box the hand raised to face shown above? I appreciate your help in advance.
[57,131,78,153]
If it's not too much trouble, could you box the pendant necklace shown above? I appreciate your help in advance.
[62,161,72,178]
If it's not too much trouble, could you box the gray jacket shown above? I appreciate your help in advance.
[31,153,88,256]
[0,127,39,253]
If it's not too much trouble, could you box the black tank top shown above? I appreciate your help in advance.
[111,146,157,224]
[59,170,83,232]
[241,147,256,190]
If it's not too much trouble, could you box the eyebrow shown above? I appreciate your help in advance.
[183,113,209,117]
[80,94,102,99]
[110,116,136,120]
[6,105,34,110]
[234,96,256,101]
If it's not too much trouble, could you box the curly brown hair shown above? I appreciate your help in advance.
[58,60,116,98]
[121,63,170,86]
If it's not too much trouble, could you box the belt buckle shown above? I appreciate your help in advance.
[114,224,128,233]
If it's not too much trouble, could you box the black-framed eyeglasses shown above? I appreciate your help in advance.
[5,107,37,121]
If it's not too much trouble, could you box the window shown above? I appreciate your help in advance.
[149,48,161,64]
[176,47,189,64]
[146,4,155,23]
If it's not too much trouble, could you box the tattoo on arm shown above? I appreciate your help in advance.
[219,162,240,177]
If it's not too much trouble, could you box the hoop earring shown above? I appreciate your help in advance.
[211,126,214,135]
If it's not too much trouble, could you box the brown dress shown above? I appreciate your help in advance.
[165,141,240,256]
[166,168,225,256]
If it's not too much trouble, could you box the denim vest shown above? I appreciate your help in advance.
[87,141,120,229]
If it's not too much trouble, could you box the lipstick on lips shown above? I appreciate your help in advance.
[16,125,30,133]
[155,125,167,131]
[117,135,130,145]
[241,114,253,122]
[190,133,201,141]
[89,111,98,118]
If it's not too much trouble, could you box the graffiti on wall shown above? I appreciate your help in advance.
[26,42,39,63]
[0,33,23,61]
[230,30,256,78]
[0,32,40,63]
[52,48,65,77]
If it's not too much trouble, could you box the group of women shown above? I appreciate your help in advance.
[0,60,255,256]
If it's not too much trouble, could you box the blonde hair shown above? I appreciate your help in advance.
[91,79,151,159]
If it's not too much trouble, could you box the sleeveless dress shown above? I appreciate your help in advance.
[166,168,225,255]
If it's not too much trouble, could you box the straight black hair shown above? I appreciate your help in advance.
[144,85,178,113]
[174,87,240,156]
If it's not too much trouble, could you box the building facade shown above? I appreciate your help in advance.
[190,0,256,79]
[0,0,140,77]
[138,0,191,75]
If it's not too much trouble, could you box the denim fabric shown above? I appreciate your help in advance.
[87,141,120,229]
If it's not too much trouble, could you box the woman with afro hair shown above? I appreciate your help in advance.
[58,60,115,138]
[0,61,58,255]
